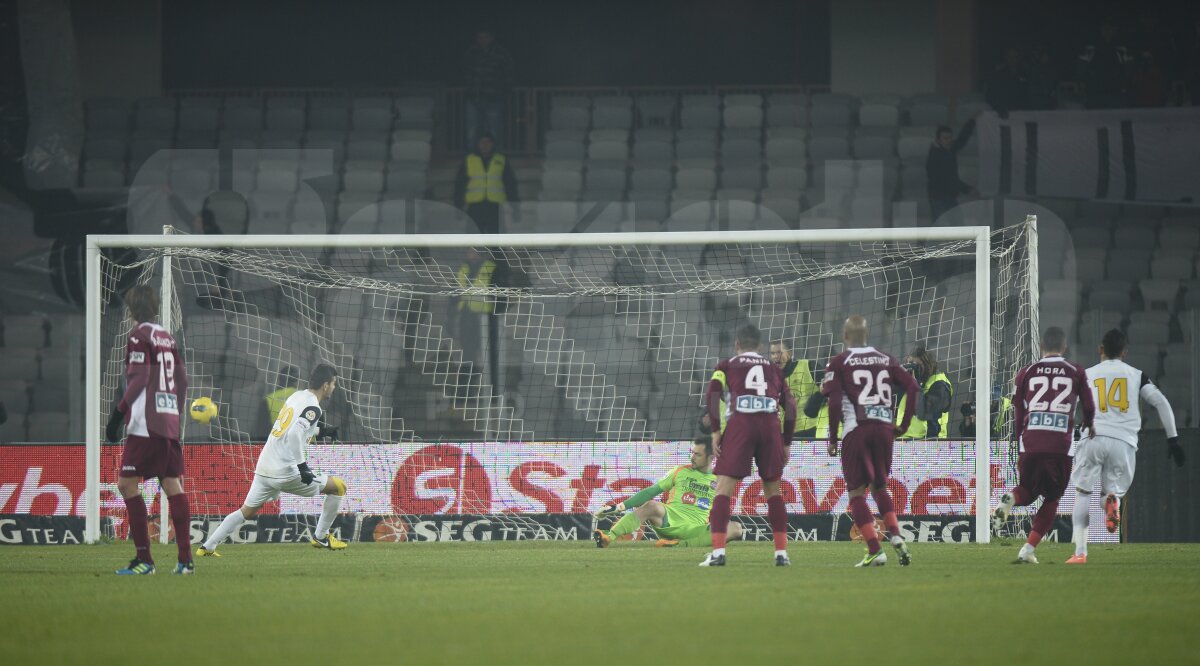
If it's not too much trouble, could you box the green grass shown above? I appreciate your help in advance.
[1,541,1198,665]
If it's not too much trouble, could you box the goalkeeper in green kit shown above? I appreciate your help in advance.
[593,436,744,547]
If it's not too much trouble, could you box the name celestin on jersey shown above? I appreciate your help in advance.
[846,356,886,366]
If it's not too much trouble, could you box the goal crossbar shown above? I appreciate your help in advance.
[85,226,995,544]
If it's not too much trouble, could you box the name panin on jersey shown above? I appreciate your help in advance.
[255,390,323,479]
[710,352,792,428]
[123,322,188,441]
[1013,356,1094,455]
[1086,358,1178,448]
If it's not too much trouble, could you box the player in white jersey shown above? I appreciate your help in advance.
[1067,329,1184,564]
[197,363,350,554]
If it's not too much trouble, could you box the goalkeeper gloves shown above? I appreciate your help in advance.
[297,462,316,485]
[594,501,626,519]
[1167,437,1185,467]
[105,406,125,443]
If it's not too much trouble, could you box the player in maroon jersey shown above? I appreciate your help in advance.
[991,326,1095,564]
[822,315,920,567]
[106,285,193,575]
[702,324,797,567]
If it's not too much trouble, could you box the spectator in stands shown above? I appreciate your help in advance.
[1131,8,1178,88]
[454,133,518,235]
[260,365,300,438]
[925,120,977,223]
[1130,50,1169,108]
[1185,19,1200,105]
[987,46,1030,113]
[463,27,515,148]
[1026,46,1059,110]
[1077,18,1134,109]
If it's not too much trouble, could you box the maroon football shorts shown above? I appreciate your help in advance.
[714,414,785,480]
[840,423,895,490]
[119,435,184,479]
[1017,452,1072,501]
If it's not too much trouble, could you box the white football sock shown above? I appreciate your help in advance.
[712,547,726,557]
[1072,491,1090,556]
[314,493,343,539]
[204,510,246,550]
[775,549,788,558]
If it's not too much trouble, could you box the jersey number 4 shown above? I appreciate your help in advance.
[745,365,768,395]
[1093,377,1129,413]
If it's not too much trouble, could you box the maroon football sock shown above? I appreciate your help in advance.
[872,487,900,538]
[710,494,731,550]
[1027,499,1058,547]
[766,494,788,551]
[849,495,881,554]
[168,492,192,564]
[1012,486,1034,506]
[123,494,153,565]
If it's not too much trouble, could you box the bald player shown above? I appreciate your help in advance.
[821,315,920,567]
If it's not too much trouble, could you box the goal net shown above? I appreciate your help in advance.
[86,219,1038,545]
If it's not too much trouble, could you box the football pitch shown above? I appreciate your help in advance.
[2,542,1197,665]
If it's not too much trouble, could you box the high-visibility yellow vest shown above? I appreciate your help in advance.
[465,154,508,204]
[457,260,496,313]
[783,360,819,433]
[710,369,729,433]
[264,387,298,423]
[897,372,952,439]
[993,396,1012,434]
[815,403,841,439]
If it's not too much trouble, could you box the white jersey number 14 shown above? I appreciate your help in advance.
[1094,377,1129,413]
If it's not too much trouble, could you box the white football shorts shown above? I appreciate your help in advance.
[1070,435,1136,497]
[244,473,328,507]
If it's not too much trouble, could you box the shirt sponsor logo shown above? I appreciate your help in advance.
[129,351,145,364]
[681,492,697,505]
[155,392,178,414]
[697,497,711,510]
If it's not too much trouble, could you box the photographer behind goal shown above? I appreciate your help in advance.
[958,386,1012,438]
[895,345,953,439]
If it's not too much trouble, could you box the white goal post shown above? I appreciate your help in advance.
[86,223,1038,545]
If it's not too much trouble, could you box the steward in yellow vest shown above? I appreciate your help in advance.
[454,134,518,235]
[769,339,821,437]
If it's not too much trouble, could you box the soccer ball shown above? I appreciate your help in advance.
[190,397,218,424]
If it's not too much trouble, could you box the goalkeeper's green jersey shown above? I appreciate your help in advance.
[657,465,718,524]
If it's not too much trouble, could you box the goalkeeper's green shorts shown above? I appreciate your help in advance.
[654,505,710,541]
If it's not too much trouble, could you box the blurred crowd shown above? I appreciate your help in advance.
[984,12,1200,112]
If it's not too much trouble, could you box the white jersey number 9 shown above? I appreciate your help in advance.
[271,406,295,439]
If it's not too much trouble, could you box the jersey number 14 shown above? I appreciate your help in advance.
[1093,377,1129,413]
